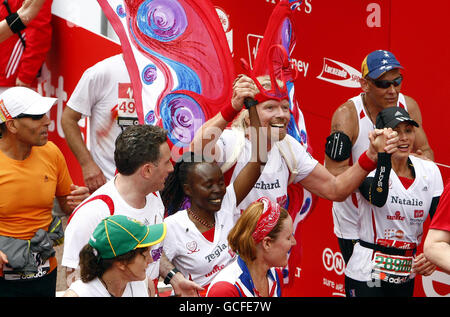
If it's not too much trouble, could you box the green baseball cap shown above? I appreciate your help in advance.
[89,215,166,259]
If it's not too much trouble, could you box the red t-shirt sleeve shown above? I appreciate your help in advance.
[16,0,53,85]
[430,182,450,232]
[207,281,240,297]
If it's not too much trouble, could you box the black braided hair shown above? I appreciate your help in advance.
[161,151,206,216]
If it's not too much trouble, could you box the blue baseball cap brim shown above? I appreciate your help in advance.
[362,50,403,79]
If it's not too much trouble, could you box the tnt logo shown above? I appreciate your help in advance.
[323,248,345,275]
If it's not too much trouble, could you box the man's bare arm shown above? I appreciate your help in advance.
[61,106,106,192]
[324,101,358,176]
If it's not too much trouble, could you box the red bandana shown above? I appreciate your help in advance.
[252,197,281,243]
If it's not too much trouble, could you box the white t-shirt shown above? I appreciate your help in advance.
[345,155,443,282]
[69,278,148,297]
[62,177,165,280]
[163,185,239,287]
[332,93,408,239]
[216,129,318,211]
[66,54,136,180]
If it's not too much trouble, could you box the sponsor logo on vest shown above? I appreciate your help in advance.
[384,229,405,240]
[205,243,227,263]
[387,211,405,221]
[410,210,425,225]
[186,241,200,254]
[205,264,225,278]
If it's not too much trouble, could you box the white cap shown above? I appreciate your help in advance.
[0,87,57,123]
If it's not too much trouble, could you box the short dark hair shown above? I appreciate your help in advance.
[114,125,168,175]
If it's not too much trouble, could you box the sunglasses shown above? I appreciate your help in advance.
[369,76,403,89]
[15,113,46,120]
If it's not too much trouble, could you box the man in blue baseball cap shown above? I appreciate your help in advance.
[324,49,434,267]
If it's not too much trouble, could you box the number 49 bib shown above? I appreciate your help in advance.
[117,83,138,128]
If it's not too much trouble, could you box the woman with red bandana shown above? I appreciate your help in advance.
[206,197,295,297]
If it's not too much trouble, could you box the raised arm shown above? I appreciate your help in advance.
[233,103,264,206]
[358,152,392,207]
[0,0,46,43]
[190,75,257,159]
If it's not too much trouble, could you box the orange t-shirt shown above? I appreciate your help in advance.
[0,141,72,275]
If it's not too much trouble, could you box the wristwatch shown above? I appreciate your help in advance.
[164,267,180,285]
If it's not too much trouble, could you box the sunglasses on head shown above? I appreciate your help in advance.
[369,76,403,89]
[15,113,46,120]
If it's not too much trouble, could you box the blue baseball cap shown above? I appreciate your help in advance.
[361,50,403,79]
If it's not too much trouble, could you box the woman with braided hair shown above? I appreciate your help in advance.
[160,92,265,295]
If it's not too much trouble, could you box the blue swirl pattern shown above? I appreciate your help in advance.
[131,0,205,147]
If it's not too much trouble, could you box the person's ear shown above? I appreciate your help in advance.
[5,119,18,134]
[140,162,153,179]
[114,260,127,272]
[183,182,192,197]
[261,236,272,251]
[360,77,369,93]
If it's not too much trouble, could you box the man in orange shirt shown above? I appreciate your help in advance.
[0,87,89,297]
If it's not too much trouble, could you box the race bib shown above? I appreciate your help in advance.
[117,83,138,127]
[371,239,416,284]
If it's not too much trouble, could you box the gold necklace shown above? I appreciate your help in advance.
[188,208,215,229]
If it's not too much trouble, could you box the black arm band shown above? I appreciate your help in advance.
[6,12,26,34]
[428,196,441,220]
[359,152,392,207]
[325,131,352,161]
[164,267,180,285]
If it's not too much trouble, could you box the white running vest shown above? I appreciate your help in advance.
[332,93,407,239]
[345,155,443,282]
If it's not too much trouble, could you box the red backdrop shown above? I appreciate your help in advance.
[45,0,449,296]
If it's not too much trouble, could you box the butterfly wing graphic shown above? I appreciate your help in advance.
[98,0,235,151]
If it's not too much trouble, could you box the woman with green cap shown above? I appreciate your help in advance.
[63,215,166,297]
